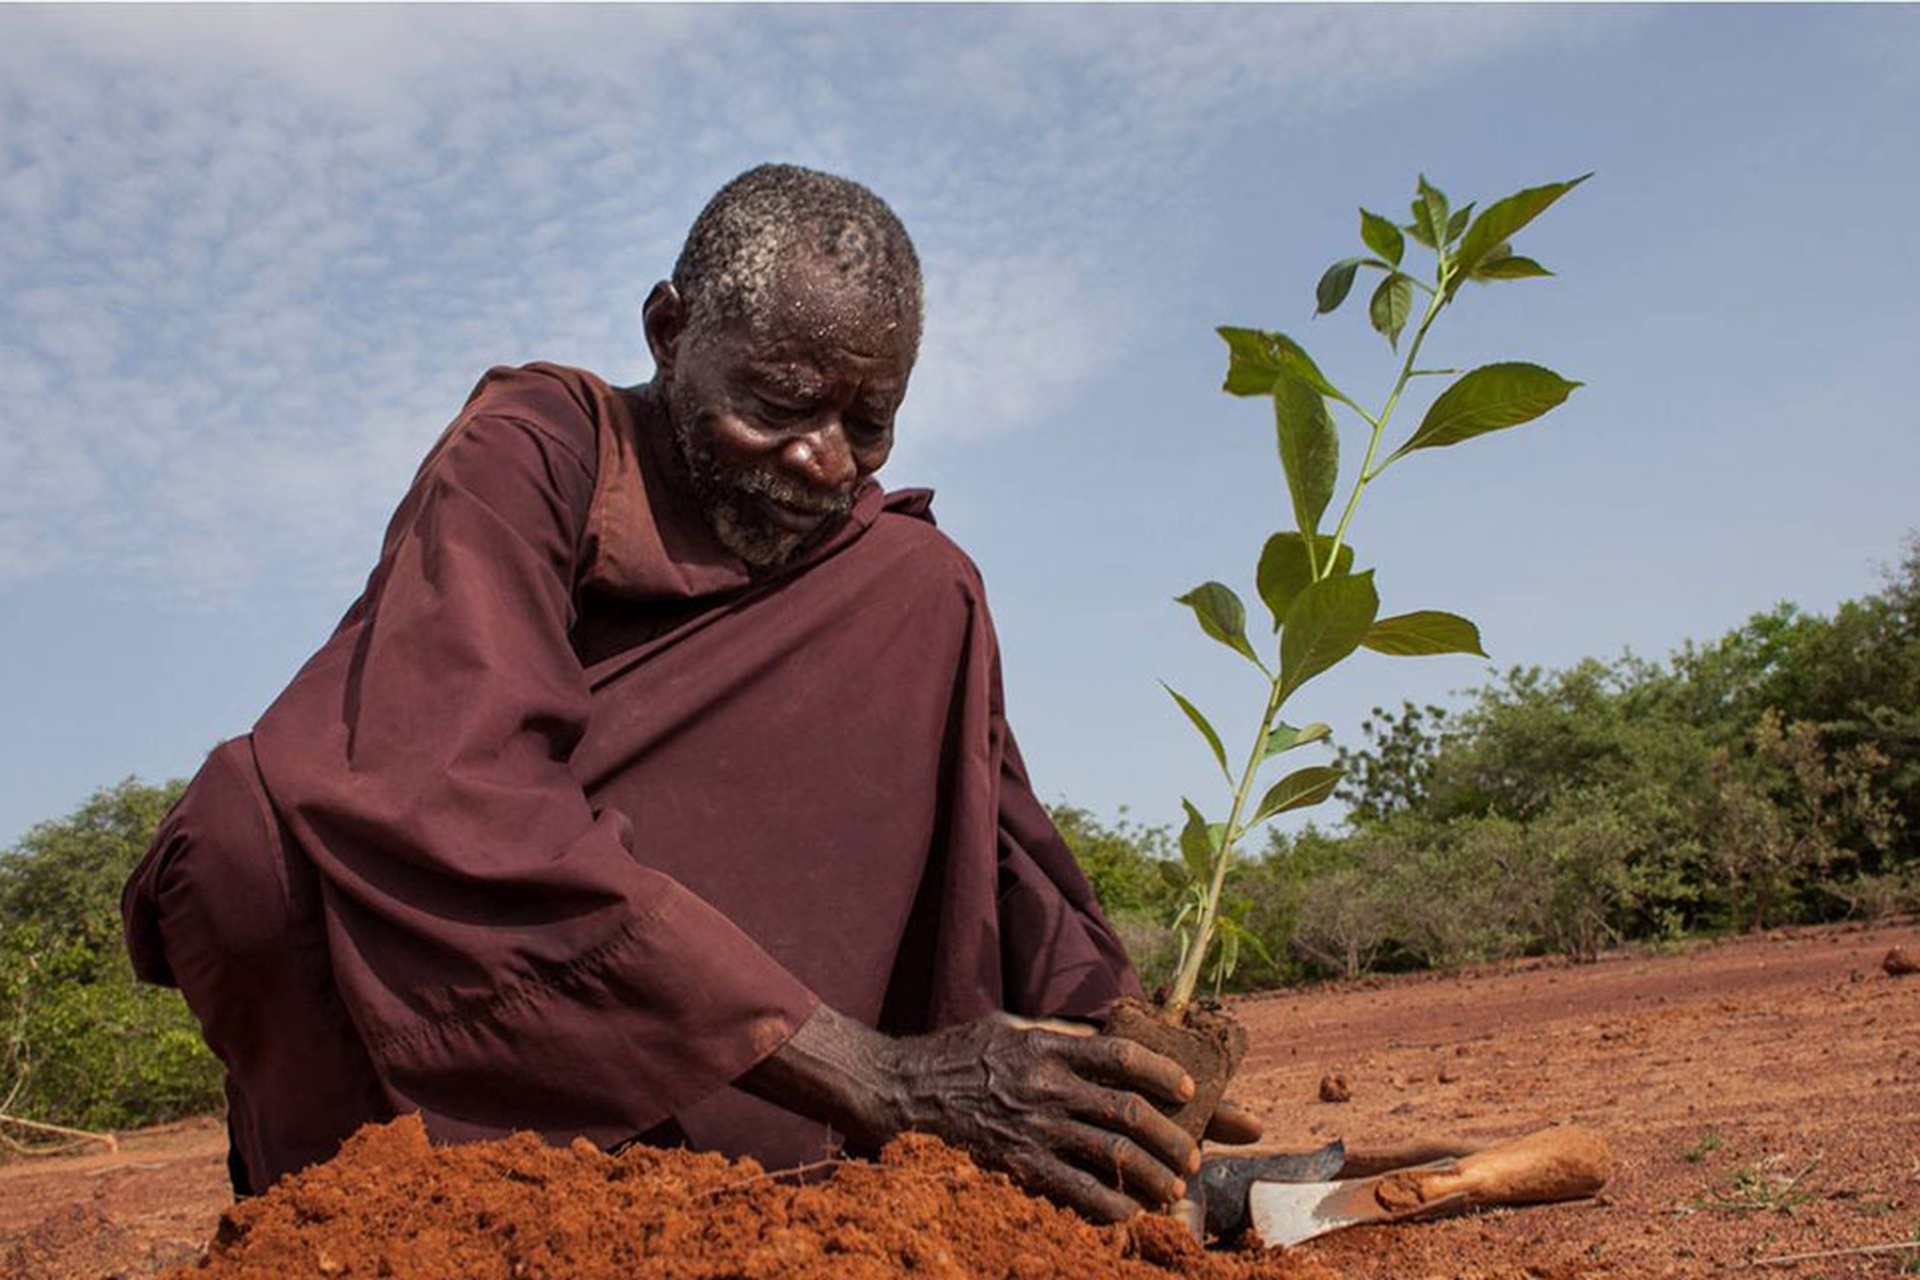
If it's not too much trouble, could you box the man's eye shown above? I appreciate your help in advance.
[847,417,892,444]
[754,395,812,423]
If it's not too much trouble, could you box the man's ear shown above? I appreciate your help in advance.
[642,281,685,381]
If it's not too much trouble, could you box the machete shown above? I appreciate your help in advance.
[1248,1125,1612,1249]
[1197,1140,1347,1238]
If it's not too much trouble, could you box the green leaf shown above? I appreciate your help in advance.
[1391,362,1581,459]
[1255,533,1355,630]
[1176,581,1261,666]
[1359,208,1403,268]
[1280,570,1379,696]
[1156,860,1188,890]
[1414,175,1450,251]
[1404,217,1436,251]
[1216,327,1343,400]
[1251,764,1345,825]
[1315,256,1370,315]
[1368,273,1414,351]
[1262,720,1332,760]
[1162,682,1231,781]
[1216,929,1239,982]
[1472,255,1553,281]
[1452,173,1591,285]
[1272,376,1339,542]
[1218,326,1285,396]
[1219,915,1275,967]
[1178,799,1212,883]
[1362,610,1489,657]
[1445,202,1475,246]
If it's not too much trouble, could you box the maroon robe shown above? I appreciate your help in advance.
[125,363,1140,1188]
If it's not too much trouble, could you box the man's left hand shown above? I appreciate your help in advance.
[1009,1016,1265,1147]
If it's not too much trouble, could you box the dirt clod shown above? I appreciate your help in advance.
[1317,1073,1350,1103]
[1883,945,1918,976]
[1372,1171,1432,1213]
[1106,997,1250,1140]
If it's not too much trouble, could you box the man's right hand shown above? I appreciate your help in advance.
[740,1004,1200,1223]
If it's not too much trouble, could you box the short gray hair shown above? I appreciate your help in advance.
[672,164,922,347]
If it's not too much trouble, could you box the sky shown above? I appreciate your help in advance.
[3,4,1917,851]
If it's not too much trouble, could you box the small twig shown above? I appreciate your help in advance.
[90,1160,174,1174]
[1755,1241,1920,1267]
[0,1112,119,1153]
[2,1133,92,1157]
[695,1156,846,1200]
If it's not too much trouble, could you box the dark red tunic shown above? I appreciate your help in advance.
[126,364,1140,1185]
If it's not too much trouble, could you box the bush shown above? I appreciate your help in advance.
[1048,804,1177,919]
[1,778,224,1133]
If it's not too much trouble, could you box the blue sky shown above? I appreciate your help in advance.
[3,4,1917,850]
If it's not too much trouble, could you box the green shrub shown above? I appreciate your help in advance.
[1,778,224,1133]
[1049,804,1178,919]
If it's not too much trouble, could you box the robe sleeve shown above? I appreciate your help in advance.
[250,383,818,1148]
[993,720,1147,1020]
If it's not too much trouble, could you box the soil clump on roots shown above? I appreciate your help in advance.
[168,1115,1325,1280]
[1104,997,1250,1140]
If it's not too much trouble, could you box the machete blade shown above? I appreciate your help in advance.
[1248,1158,1465,1248]
[1198,1140,1347,1238]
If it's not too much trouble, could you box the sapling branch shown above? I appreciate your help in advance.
[1320,284,1447,573]
[1161,172,1586,1027]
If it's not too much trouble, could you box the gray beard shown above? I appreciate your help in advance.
[670,414,854,570]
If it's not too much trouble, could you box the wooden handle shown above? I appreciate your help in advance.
[1376,1127,1611,1214]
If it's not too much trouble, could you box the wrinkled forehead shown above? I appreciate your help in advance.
[737,251,920,364]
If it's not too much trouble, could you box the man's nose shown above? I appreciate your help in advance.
[781,420,857,492]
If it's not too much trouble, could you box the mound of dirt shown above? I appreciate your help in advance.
[169,1116,1330,1280]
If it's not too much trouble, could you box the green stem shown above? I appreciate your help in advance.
[1315,274,1450,576]
[1165,672,1289,1018]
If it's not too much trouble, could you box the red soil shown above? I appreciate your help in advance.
[153,1117,1334,1280]
[5,919,1917,1279]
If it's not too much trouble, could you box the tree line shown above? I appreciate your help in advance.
[1066,535,1918,993]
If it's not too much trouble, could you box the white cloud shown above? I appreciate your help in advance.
[907,253,1122,456]
[0,5,1607,601]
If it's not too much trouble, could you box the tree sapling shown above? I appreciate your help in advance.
[1105,172,1591,1139]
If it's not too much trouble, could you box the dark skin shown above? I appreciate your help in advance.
[641,256,1262,1223]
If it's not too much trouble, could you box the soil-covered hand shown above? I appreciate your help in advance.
[883,1012,1202,1222]
[739,1004,1200,1224]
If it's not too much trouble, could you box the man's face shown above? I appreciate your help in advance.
[662,254,916,570]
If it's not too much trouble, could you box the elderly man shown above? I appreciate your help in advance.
[124,164,1256,1225]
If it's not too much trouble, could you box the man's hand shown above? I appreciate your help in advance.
[885,1012,1200,1222]
[740,1004,1200,1223]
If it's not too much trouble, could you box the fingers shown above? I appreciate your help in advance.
[1049,1033,1195,1108]
[1003,1149,1150,1226]
[1046,1117,1189,1208]
[1067,1085,1198,1177]
[1204,1098,1265,1146]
